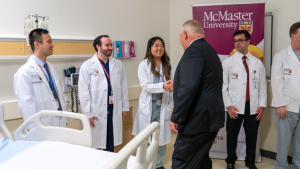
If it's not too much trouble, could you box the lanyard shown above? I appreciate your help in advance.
[99,59,113,96]
[36,63,54,91]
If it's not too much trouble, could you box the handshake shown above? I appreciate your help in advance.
[163,80,173,92]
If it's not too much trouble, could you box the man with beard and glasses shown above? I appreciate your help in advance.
[79,35,129,152]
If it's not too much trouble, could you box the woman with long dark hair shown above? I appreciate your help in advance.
[132,37,175,169]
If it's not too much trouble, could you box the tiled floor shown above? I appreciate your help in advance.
[161,133,291,169]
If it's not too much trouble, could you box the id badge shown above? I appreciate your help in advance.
[156,99,162,106]
[92,69,99,75]
[55,99,60,109]
[252,77,258,89]
[284,68,292,75]
[109,95,114,104]
[231,73,238,79]
[156,93,162,106]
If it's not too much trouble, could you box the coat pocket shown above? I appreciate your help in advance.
[165,107,172,121]
[33,84,48,103]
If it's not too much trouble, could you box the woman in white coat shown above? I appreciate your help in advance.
[132,37,175,169]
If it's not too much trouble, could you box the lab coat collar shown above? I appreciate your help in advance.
[108,56,115,75]
[236,51,249,60]
[28,55,37,67]
[28,55,52,93]
[287,44,300,66]
[233,51,256,74]
[91,53,116,75]
[145,59,165,81]
[31,55,46,67]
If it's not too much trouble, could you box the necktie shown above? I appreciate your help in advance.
[44,63,62,110]
[242,56,250,102]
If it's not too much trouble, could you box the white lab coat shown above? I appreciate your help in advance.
[132,59,175,146]
[79,54,129,149]
[271,44,300,113]
[14,55,67,130]
[222,52,267,115]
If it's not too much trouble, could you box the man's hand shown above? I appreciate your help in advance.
[255,107,264,120]
[163,80,173,92]
[122,111,127,117]
[227,106,239,119]
[169,121,178,134]
[277,106,287,117]
[89,116,98,127]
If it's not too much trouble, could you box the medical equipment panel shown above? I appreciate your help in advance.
[63,67,80,112]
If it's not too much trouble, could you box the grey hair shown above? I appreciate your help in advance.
[181,20,204,34]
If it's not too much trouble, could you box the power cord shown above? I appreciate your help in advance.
[71,87,74,112]
[75,87,78,113]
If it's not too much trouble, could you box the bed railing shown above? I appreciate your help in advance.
[14,110,92,148]
[103,122,160,169]
[0,102,13,140]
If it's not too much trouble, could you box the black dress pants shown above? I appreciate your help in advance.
[225,100,260,164]
[172,131,218,169]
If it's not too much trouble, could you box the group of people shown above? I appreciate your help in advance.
[12,19,300,169]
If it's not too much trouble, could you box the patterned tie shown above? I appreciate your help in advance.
[44,63,62,110]
[242,56,250,102]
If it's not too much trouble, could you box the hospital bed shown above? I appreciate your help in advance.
[0,109,160,169]
[0,102,13,140]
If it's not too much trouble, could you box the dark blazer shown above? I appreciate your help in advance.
[171,38,225,135]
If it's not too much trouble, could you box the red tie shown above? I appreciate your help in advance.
[242,56,250,102]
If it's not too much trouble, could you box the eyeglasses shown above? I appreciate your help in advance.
[233,39,248,44]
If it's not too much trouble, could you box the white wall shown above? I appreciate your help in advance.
[0,0,170,103]
[170,0,300,155]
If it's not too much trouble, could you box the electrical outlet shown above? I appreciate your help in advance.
[65,97,71,106]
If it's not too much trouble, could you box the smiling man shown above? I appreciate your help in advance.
[222,30,267,169]
[14,28,67,131]
[79,35,129,152]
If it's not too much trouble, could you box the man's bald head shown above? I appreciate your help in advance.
[180,20,205,51]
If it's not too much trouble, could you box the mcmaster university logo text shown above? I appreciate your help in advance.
[203,11,253,29]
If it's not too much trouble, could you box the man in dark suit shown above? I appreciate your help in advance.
[170,20,225,169]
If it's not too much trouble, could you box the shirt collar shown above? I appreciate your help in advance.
[99,58,109,65]
[188,37,202,47]
[236,51,250,60]
[31,55,46,67]
[293,48,300,57]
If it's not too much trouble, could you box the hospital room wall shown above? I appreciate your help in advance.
[0,0,170,124]
[170,0,300,156]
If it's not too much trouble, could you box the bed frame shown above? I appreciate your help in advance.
[14,110,92,148]
[103,122,160,169]
[13,110,160,169]
[0,102,13,140]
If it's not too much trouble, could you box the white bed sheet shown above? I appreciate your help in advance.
[0,141,136,169]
